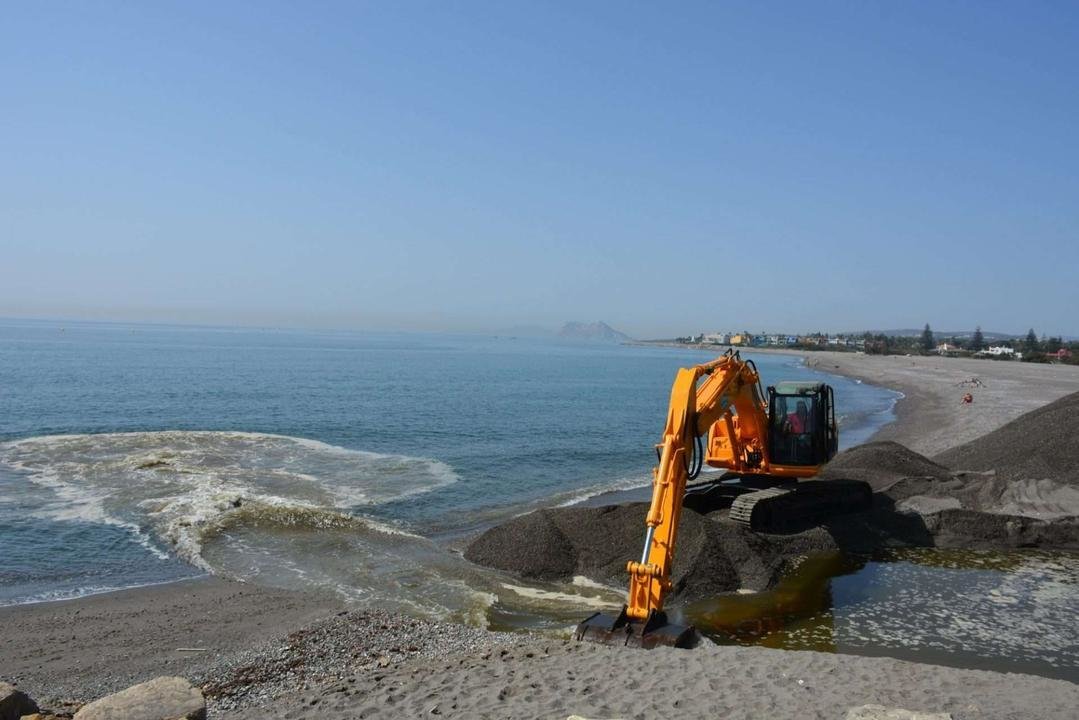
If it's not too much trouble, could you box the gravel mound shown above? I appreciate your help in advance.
[821,441,953,491]
[465,503,793,598]
[935,390,1079,484]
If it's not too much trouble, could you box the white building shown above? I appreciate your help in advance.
[979,345,1017,358]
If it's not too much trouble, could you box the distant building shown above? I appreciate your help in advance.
[1048,348,1073,362]
[936,342,968,357]
[978,345,1017,358]
[729,334,747,346]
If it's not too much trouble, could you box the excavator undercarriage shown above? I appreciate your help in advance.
[685,475,872,533]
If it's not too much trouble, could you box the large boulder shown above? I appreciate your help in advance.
[0,682,39,720]
[73,677,205,720]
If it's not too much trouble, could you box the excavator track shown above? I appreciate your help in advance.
[728,479,872,532]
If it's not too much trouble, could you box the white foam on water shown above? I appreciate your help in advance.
[552,474,651,508]
[0,431,456,572]
[570,575,622,593]
[2,577,210,607]
[499,583,616,610]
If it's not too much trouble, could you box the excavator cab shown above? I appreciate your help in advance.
[766,382,838,467]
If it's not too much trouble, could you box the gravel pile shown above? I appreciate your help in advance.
[820,441,953,491]
[935,390,1079,484]
[465,503,836,599]
[192,607,524,715]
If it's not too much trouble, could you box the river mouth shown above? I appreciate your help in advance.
[683,548,1079,683]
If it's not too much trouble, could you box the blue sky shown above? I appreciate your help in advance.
[3,2,1077,337]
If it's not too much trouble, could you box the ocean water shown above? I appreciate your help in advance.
[0,318,897,613]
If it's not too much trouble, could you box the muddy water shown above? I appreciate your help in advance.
[685,548,1079,682]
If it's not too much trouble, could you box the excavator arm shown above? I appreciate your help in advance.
[625,354,765,622]
[576,351,767,648]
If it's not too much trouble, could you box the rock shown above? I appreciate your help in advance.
[20,714,65,720]
[0,682,39,720]
[73,677,205,720]
[845,705,952,720]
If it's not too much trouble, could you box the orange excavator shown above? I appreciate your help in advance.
[575,350,870,648]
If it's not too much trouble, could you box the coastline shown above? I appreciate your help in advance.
[5,348,1079,716]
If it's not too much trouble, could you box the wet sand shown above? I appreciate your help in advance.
[4,352,1079,716]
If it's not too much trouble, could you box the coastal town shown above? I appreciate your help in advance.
[668,326,1077,364]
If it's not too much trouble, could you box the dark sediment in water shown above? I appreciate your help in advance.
[467,393,1079,600]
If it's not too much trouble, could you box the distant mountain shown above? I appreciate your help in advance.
[558,321,633,343]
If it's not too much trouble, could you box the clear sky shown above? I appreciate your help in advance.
[3,2,1077,338]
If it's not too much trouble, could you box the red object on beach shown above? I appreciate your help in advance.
[962,393,973,404]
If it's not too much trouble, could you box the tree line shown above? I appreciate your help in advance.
[864,324,1076,363]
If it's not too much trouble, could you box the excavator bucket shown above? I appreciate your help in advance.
[575,606,698,649]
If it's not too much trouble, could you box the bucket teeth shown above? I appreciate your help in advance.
[575,607,697,649]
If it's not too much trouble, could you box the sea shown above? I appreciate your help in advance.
[2,318,1076,681]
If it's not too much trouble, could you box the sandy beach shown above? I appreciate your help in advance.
[800,351,1079,456]
[4,352,1079,718]
[0,578,344,705]
[226,640,1079,720]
